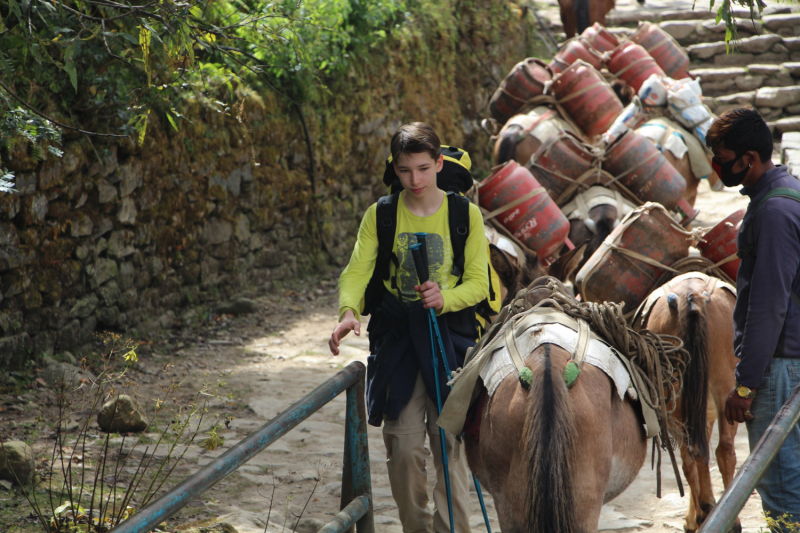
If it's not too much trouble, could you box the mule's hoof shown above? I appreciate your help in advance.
[728,522,742,533]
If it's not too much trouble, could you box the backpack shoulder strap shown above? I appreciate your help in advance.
[375,192,401,281]
[740,187,800,259]
[447,191,470,281]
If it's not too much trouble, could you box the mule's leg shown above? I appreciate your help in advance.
[681,444,702,532]
[691,415,719,527]
[559,0,578,38]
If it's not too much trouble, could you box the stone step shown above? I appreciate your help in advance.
[606,6,797,27]
[705,85,800,123]
[689,63,800,96]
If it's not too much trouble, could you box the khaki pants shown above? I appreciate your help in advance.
[383,373,472,533]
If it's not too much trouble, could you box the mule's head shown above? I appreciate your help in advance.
[490,242,587,307]
[567,204,617,283]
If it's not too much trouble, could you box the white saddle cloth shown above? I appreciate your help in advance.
[479,322,635,401]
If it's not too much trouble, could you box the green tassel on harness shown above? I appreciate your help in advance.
[519,367,533,390]
[563,359,581,389]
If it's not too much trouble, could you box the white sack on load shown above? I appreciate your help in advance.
[666,77,714,145]
[638,73,668,107]
[600,96,644,146]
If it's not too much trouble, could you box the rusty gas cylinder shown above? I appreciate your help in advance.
[697,209,745,281]
[525,131,598,205]
[607,42,666,93]
[478,160,570,261]
[489,58,552,123]
[602,129,687,211]
[548,39,604,76]
[549,60,623,137]
[581,23,620,53]
[575,202,692,310]
[630,22,690,80]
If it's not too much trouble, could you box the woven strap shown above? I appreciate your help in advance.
[557,81,607,106]
[483,187,546,221]
[610,56,655,80]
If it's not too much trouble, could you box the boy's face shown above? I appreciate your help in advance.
[394,152,443,198]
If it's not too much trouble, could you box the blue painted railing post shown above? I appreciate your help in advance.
[343,367,374,533]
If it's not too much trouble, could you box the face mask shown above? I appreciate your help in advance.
[712,155,750,188]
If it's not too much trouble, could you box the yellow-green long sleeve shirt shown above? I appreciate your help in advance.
[338,191,489,321]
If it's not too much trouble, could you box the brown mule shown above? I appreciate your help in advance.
[464,283,648,533]
[560,0,616,38]
[634,273,741,533]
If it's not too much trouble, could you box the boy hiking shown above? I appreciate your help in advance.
[329,123,489,533]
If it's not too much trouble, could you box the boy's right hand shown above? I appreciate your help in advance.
[329,310,361,356]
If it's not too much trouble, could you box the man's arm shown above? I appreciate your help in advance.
[735,202,800,388]
[439,203,489,314]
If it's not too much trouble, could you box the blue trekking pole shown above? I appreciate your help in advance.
[410,235,493,533]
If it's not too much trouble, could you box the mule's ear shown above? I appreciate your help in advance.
[548,242,588,283]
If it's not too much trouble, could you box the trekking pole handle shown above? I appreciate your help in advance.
[409,243,429,285]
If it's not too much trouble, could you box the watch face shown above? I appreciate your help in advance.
[738,386,750,398]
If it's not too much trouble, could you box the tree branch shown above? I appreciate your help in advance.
[0,79,129,138]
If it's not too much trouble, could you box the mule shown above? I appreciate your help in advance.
[636,274,740,532]
[560,0,616,38]
[488,235,587,306]
[463,279,649,532]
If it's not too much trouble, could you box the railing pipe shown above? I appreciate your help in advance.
[318,495,370,533]
[699,380,800,533]
[109,362,366,533]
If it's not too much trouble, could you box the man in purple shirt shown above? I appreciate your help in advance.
[707,108,800,528]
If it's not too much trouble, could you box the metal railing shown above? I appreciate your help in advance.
[109,361,374,533]
[698,381,800,532]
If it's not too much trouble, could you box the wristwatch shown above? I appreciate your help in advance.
[736,383,757,399]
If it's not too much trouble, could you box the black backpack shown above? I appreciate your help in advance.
[738,186,800,308]
[382,145,474,195]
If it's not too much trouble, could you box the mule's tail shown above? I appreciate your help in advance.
[496,124,523,165]
[524,343,578,532]
[674,286,710,461]
[574,0,590,35]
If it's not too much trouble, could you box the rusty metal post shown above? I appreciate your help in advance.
[345,370,374,533]
[109,362,365,533]
[699,380,800,533]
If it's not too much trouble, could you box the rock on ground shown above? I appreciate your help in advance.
[0,441,35,485]
[97,395,149,433]
[36,362,96,388]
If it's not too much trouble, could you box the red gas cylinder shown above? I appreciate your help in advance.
[489,58,551,123]
[576,202,692,310]
[607,42,666,93]
[548,39,604,76]
[581,23,620,53]
[479,160,570,261]
[526,131,598,205]
[602,129,687,211]
[630,22,690,80]
[549,60,623,137]
[697,209,745,281]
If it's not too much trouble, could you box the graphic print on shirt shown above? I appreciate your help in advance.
[396,232,451,300]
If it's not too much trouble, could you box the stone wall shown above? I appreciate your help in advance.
[0,2,543,369]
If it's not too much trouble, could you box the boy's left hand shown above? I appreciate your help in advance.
[414,280,444,312]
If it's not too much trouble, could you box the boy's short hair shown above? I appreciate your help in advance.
[391,123,441,163]
[706,107,773,163]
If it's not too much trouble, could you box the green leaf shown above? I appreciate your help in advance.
[189,5,203,18]
[7,0,22,21]
[166,112,178,131]
[118,32,139,45]
[64,43,78,93]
